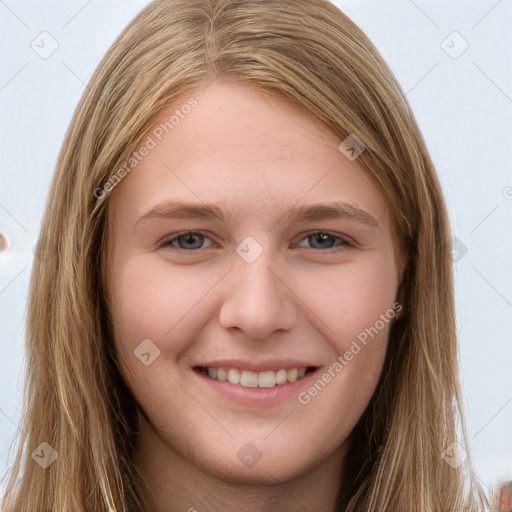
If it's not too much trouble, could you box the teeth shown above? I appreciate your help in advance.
[275,369,287,385]
[287,368,298,382]
[201,366,311,388]
[240,371,258,388]
[258,371,275,388]
[227,368,240,384]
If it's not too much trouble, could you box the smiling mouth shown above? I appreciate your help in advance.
[195,366,317,388]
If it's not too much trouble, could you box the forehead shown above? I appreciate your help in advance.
[108,81,390,231]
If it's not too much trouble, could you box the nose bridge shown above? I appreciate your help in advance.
[218,241,297,338]
[236,248,276,298]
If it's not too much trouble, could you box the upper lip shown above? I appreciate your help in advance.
[194,359,319,372]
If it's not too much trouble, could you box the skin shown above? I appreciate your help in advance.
[106,80,402,512]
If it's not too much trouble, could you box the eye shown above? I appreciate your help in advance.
[157,230,353,252]
[158,231,214,250]
[297,231,354,250]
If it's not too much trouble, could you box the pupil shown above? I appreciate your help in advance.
[180,233,202,249]
[312,233,333,248]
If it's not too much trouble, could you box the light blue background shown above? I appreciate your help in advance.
[1,0,511,501]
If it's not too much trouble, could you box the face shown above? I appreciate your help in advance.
[106,81,401,485]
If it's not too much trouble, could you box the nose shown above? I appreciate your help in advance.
[218,250,299,340]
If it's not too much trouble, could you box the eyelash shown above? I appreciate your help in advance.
[157,230,355,251]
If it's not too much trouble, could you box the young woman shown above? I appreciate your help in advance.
[1,0,491,511]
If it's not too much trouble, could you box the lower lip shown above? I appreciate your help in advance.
[193,368,321,407]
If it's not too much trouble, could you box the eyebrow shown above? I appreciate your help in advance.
[135,200,380,229]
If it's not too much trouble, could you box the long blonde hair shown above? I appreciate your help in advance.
[1,1,491,510]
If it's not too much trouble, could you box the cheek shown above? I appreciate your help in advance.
[295,251,399,349]
[109,254,203,338]
[107,255,211,413]
[294,256,398,428]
